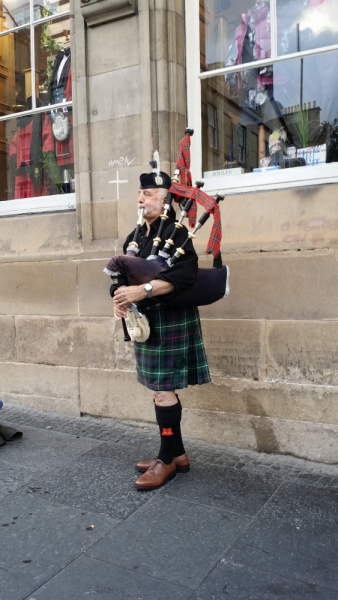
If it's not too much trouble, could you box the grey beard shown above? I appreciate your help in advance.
[143,200,163,216]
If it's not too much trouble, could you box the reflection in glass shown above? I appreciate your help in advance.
[200,0,271,72]
[34,17,71,105]
[0,0,32,30]
[0,108,74,201]
[201,51,338,175]
[277,0,338,56]
[34,0,70,21]
[0,28,31,117]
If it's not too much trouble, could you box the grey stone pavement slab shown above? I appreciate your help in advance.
[227,481,338,591]
[1,462,46,501]
[0,425,101,472]
[0,491,119,600]
[25,554,192,600]
[162,461,282,516]
[23,442,159,520]
[1,403,338,599]
[87,494,251,590]
[189,560,338,599]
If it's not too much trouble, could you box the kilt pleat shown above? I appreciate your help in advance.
[134,303,211,391]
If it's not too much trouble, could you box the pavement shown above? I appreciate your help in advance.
[1,403,338,600]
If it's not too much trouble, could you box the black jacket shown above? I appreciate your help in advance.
[123,216,198,304]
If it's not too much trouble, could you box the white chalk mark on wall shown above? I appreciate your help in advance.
[109,171,128,200]
[109,156,136,167]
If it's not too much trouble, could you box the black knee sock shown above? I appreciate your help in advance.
[172,396,186,457]
[155,402,181,465]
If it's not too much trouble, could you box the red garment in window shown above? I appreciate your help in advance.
[64,65,72,101]
[14,174,41,199]
[8,114,53,199]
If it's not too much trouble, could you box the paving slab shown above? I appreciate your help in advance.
[87,494,251,590]
[25,554,191,600]
[0,491,119,600]
[24,441,159,519]
[190,560,338,599]
[0,461,46,501]
[0,425,101,472]
[163,462,282,516]
[227,481,338,591]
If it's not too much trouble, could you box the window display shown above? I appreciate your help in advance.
[3,106,74,201]
[198,0,338,177]
[0,2,72,203]
[202,53,338,174]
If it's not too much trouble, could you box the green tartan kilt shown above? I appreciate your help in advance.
[134,303,211,391]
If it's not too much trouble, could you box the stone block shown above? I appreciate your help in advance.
[181,408,338,463]
[78,259,115,317]
[179,379,338,425]
[80,368,155,422]
[93,201,118,240]
[0,212,81,260]
[90,115,142,173]
[266,320,338,385]
[199,250,338,321]
[16,317,116,369]
[0,317,15,361]
[91,163,140,206]
[0,261,78,316]
[115,323,137,370]
[202,319,263,380]
[0,362,79,415]
[87,16,139,76]
[200,184,338,253]
[89,66,141,123]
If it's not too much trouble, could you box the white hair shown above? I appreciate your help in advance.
[157,188,168,201]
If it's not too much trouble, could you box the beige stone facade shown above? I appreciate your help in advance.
[0,0,337,463]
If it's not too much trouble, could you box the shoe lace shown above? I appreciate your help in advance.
[149,459,162,472]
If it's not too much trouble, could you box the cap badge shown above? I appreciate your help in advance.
[155,175,163,186]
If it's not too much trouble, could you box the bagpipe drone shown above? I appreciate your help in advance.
[105,128,229,342]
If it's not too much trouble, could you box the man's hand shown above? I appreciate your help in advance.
[113,285,147,318]
[113,280,174,320]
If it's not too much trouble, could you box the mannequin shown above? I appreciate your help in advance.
[43,30,74,191]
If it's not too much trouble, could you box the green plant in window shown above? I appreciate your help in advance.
[294,109,310,149]
[40,152,64,194]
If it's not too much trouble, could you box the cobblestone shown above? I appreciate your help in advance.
[1,403,338,488]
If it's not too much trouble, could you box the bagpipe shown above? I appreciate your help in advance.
[105,129,229,342]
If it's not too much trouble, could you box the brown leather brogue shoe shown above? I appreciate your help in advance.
[135,459,176,491]
[136,452,189,474]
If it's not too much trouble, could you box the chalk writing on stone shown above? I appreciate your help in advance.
[108,157,135,167]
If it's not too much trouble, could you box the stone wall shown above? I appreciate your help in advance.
[0,0,337,464]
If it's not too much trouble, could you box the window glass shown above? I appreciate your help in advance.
[34,17,71,106]
[201,51,338,175]
[33,0,70,21]
[0,107,74,201]
[0,28,31,116]
[277,0,338,56]
[200,0,271,72]
[0,0,31,30]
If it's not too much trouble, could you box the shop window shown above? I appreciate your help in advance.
[0,0,74,214]
[186,0,338,190]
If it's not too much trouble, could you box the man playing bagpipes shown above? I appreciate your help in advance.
[108,130,229,491]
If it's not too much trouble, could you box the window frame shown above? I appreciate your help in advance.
[185,0,338,193]
[0,0,74,216]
